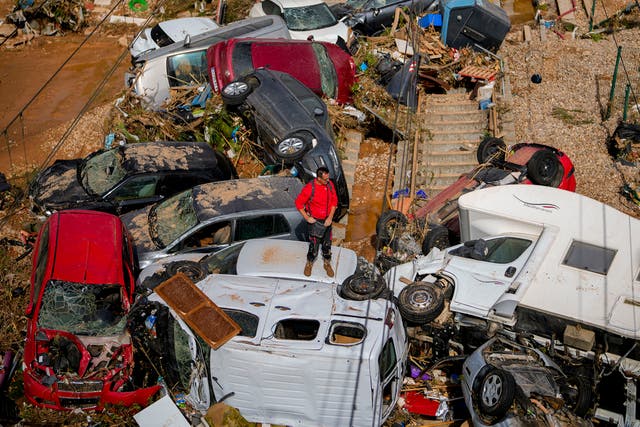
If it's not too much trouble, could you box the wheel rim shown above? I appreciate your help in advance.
[223,81,248,96]
[409,289,434,310]
[352,278,375,294]
[536,157,555,180]
[277,137,304,156]
[481,374,503,407]
[172,263,205,281]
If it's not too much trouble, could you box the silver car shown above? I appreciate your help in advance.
[120,176,305,269]
[125,15,290,109]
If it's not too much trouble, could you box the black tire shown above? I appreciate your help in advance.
[476,366,516,419]
[340,273,387,301]
[477,137,506,164]
[397,282,445,323]
[166,261,207,283]
[221,80,252,106]
[526,149,561,186]
[422,224,450,254]
[275,132,312,160]
[376,209,408,247]
[560,376,592,417]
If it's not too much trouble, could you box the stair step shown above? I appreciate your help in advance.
[424,122,487,132]
[424,110,488,122]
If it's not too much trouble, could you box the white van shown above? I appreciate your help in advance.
[138,240,407,427]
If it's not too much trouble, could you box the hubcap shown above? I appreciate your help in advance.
[481,374,503,407]
[278,137,304,155]
[410,289,433,309]
[223,81,248,96]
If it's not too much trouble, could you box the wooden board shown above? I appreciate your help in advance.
[155,272,240,349]
[458,65,498,81]
[557,0,577,24]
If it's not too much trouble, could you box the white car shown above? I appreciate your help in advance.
[129,17,219,59]
[249,0,352,44]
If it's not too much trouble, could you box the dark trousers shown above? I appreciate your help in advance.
[307,222,332,262]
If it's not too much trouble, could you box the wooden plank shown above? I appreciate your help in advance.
[523,24,532,41]
[557,0,577,24]
[155,272,240,349]
[458,65,498,81]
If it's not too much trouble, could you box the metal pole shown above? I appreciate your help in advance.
[589,0,597,31]
[623,83,631,121]
[605,46,622,120]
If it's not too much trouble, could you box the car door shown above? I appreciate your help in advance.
[107,174,163,213]
[446,236,537,317]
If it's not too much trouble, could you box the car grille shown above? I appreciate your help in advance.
[59,397,101,408]
[57,380,103,393]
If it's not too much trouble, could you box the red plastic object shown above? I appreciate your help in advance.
[403,390,440,416]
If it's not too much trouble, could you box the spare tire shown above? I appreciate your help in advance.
[398,281,445,324]
[166,261,207,283]
[376,209,408,247]
[422,224,450,254]
[527,149,561,186]
[477,137,506,164]
[340,273,387,301]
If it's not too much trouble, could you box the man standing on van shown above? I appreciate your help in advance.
[295,167,338,277]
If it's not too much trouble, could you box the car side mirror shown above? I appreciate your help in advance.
[183,34,191,47]
[373,8,380,16]
[313,107,324,116]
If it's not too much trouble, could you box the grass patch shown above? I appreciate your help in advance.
[551,106,593,125]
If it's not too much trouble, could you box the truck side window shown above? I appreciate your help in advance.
[328,321,365,345]
[562,240,617,275]
[223,309,258,338]
[273,319,319,340]
[378,338,397,381]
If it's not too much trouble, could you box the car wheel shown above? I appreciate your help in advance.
[166,261,206,283]
[560,375,592,417]
[527,149,561,186]
[477,136,506,164]
[376,209,407,247]
[398,282,445,324]
[340,273,387,301]
[476,366,516,419]
[275,132,311,160]
[422,224,450,254]
[221,80,252,107]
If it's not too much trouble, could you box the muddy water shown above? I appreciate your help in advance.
[0,34,130,172]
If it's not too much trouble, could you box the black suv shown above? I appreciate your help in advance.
[220,68,349,219]
[29,141,237,215]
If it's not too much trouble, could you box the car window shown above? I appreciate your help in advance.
[231,42,256,80]
[157,174,206,197]
[562,241,617,275]
[151,190,198,248]
[172,318,195,388]
[345,0,369,8]
[150,24,174,47]
[328,321,365,345]
[33,223,50,300]
[283,3,338,31]
[484,237,532,264]
[311,43,337,99]
[273,319,319,340]
[203,242,245,274]
[110,175,159,200]
[234,215,290,241]
[261,0,282,15]
[167,50,208,88]
[38,281,127,336]
[378,337,397,381]
[181,221,232,250]
[223,309,258,337]
[81,149,127,196]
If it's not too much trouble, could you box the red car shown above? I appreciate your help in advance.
[377,137,577,255]
[23,210,159,410]
[207,38,356,104]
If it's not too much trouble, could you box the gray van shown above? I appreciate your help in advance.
[125,16,290,109]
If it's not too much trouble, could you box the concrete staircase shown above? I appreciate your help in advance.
[332,129,362,242]
[395,92,489,197]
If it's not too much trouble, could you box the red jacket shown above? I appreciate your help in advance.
[295,179,338,220]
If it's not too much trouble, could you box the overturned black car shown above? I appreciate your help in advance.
[220,68,349,219]
[29,141,237,216]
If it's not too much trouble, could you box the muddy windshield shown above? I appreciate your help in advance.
[203,242,244,274]
[344,0,369,9]
[80,150,127,196]
[150,189,198,248]
[38,281,127,336]
[283,3,338,31]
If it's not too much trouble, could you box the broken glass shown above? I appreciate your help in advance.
[283,3,337,31]
[311,43,337,99]
[38,281,127,336]
[150,190,197,248]
[80,149,126,196]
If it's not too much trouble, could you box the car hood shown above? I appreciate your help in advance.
[290,21,349,44]
[30,159,93,211]
[120,205,158,253]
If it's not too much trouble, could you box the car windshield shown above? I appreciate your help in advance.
[311,43,337,98]
[38,281,127,336]
[345,0,369,8]
[203,242,245,274]
[80,149,127,196]
[283,3,338,31]
[150,189,198,248]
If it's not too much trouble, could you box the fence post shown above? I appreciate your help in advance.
[623,83,631,121]
[605,46,622,120]
[589,0,597,31]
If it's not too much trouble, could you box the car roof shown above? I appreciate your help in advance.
[236,239,357,284]
[192,176,303,221]
[120,141,219,173]
[49,210,125,285]
[135,16,289,63]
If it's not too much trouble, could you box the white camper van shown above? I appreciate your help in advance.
[140,240,407,427]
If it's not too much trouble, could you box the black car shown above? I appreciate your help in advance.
[331,0,437,36]
[220,68,349,219]
[29,141,237,215]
